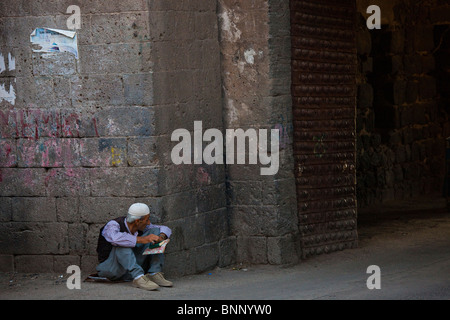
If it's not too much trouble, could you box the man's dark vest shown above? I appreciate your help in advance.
[96,216,143,263]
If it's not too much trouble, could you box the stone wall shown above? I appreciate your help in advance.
[0,0,230,276]
[356,0,450,207]
[218,0,299,265]
[148,0,230,277]
[0,0,155,273]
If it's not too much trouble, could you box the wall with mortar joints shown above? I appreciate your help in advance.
[356,0,450,208]
[147,0,231,277]
[0,0,159,274]
[219,0,300,266]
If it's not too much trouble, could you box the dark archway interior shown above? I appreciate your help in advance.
[355,1,450,249]
[356,1,449,216]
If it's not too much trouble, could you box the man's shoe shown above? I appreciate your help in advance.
[147,272,173,287]
[132,275,159,291]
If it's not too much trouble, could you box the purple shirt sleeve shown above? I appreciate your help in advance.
[102,220,172,248]
[101,220,137,248]
[146,223,172,239]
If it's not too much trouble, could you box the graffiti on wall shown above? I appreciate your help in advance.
[0,109,99,139]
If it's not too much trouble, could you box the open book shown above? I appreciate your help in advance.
[142,239,170,255]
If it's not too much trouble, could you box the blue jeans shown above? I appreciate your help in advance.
[96,228,164,281]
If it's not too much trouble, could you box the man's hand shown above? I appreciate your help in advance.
[137,234,161,245]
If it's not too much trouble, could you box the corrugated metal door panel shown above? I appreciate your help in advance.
[290,0,358,258]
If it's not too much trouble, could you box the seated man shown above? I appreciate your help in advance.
[95,203,173,291]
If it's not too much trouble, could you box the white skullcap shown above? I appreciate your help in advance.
[128,203,150,217]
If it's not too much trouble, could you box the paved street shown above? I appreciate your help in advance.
[1,198,449,300]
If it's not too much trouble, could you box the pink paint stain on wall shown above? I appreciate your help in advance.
[0,140,16,167]
[0,108,99,139]
[274,123,292,150]
[18,138,84,168]
[197,167,211,185]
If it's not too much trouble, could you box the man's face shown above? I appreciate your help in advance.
[137,215,150,231]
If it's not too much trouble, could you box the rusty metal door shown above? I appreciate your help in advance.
[290,0,358,258]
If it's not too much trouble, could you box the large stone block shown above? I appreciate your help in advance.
[236,236,267,264]
[230,206,279,237]
[204,208,229,244]
[17,138,82,168]
[89,167,160,197]
[0,168,47,196]
[86,223,103,255]
[79,138,127,167]
[196,184,227,214]
[81,255,98,274]
[123,73,154,106]
[164,250,188,278]
[12,197,56,222]
[179,214,206,249]
[70,75,125,107]
[159,190,198,221]
[267,233,300,265]
[15,76,60,109]
[148,0,217,12]
[32,52,77,76]
[45,168,91,197]
[195,11,219,40]
[0,0,32,17]
[15,255,54,273]
[219,236,237,267]
[92,107,155,137]
[228,181,263,206]
[68,223,88,255]
[82,0,148,14]
[191,242,219,273]
[148,11,196,42]
[0,222,69,255]
[79,197,136,223]
[152,70,196,105]
[127,136,158,167]
[56,197,80,222]
[90,12,150,44]
[0,197,12,221]
[78,43,152,75]
[0,255,14,272]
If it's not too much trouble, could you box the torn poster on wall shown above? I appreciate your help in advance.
[0,51,16,105]
[30,28,78,59]
[0,80,16,105]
